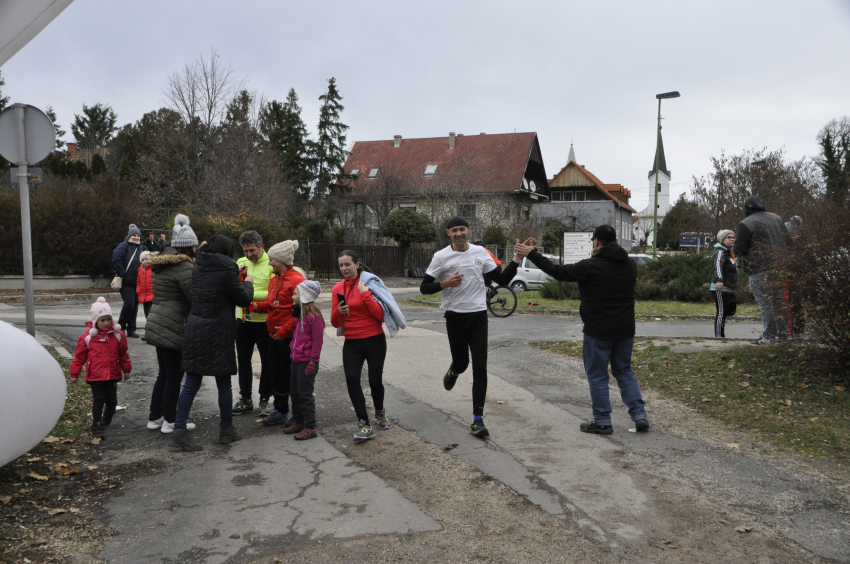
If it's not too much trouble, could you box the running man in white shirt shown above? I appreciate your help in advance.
[420,216,531,437]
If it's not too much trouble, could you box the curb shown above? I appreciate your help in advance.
[0,292,122,301]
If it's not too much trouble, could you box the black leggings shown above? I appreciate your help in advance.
[90,381,118,426]
[713,290,737,338]
[343,333,387,424]
[445,310,488,416]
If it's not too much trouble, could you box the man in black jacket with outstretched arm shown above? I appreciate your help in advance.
[420,216,527,438]
[515,225,649,435]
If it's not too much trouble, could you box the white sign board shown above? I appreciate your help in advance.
[563,232,594,264]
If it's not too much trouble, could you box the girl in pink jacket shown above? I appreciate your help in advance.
[283,280,324,440]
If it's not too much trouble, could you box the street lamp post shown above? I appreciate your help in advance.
[652,91,680,259]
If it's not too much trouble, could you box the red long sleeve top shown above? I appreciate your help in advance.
[330,276,384,340]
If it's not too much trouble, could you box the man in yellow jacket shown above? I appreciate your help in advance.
[234,231,275,416]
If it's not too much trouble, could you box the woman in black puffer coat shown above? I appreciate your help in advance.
[170,235,254,451]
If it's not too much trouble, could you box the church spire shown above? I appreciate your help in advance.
[648,132,671,179]
[568,143,576,164]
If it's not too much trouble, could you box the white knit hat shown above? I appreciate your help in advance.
[297,280,321,304]
[716,229,734,244]
[267,240,299,265]
[171,214,199,248]
[140,250,151,262]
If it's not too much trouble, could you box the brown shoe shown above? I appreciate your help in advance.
[169,428,202,451]
[219,426,242,444]
[283,422,305,435]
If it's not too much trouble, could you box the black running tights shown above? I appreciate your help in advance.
[342,333,387,424]
[445,310,488,416]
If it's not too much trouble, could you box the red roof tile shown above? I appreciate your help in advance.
[548,161,636,212]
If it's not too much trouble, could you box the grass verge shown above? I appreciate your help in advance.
[533,339,849,464]
[409,292,760,317]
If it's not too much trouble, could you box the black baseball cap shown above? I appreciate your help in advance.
[591,225,616,244]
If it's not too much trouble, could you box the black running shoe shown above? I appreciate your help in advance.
[580,421,613,435]
[232,398,253,415]
[635,419,650,432]
[443,365,459,391]
[470,418,489,438]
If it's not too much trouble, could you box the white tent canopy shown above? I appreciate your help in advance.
[0,0,75,67]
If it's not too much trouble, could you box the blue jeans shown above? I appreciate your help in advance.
[582,335,647,426]
[749,272,787,341]
[174,373,233,430]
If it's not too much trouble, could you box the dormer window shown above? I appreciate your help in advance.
[424,164,438,177]
[367,168,380,179]
[350,168,360,178]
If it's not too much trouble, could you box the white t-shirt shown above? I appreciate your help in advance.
[426,244,498,313]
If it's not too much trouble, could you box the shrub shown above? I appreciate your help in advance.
[538,278,579,300]
[637,252,712,302]
[481,225,507,247]
[380,208,438,250]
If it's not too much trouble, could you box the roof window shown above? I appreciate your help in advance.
[350,168,360,178]
[367,168,380,179]
[424,164,438,177]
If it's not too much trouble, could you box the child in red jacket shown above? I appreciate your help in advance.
[136,251,154,319]
[70,297,132,440]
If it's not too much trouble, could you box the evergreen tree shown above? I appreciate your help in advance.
[260,88,312,200]
[0,70,8,111]
[312,77,349,200]
[71,102,118,150]
[380,208,438,253]
[45,106,66,150]
[816,118,850,203]
[657,194,703,250]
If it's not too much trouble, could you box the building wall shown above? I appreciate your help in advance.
[533,201,634,250]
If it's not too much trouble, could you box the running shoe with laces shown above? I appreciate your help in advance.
[470,417,489,438]
[232,398,254,415]
[580,421,613,435]
[161,420,196,434]
[443,364,459,391]
[294,428,318,440]
[91,423,106,440]
[257,399,272,417]
[353,420,375,442]
[375,410,392,430]
[147,416,164,430]
[283,421,305,434]
[635,419,650,432]
[261,410,289,427]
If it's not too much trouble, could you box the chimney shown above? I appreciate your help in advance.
[67,142,77,159]
[393,135,402,148]
[449,132,456,150]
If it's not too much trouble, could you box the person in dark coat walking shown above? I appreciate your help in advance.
[514,225,649,435]
[142,233,160,253]
[170,235,254,451]
[111,224,144,337]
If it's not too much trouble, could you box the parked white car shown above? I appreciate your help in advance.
[628,253,654,266]
[509,256,557,291]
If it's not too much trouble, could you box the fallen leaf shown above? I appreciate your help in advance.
[68,459,81,464]
[473,556,492,561]
[735,525,752,533]
[69,507,80,513]
[27,471,49,481]
[86,465,98,470]
[0,496,10,505]
[48,509,66,516]
[59,439,74,444]
[230,533,241,539]
[727,443,740,449]
[810,417,818,422]
[739,382,750,387]
[255,419,263,423]
[782,399,792,406]
[797,382,805,388]
[495,400,506,405]
[718,519,728,524]
[27,457,41,462]
[701,398,711,402]
[91,438,102,445]
[835,386,845,392]
[42,436,60,444]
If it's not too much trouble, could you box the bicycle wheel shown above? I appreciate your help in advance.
[487,285,517,317]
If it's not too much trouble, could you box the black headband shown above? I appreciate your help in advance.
[446,216,470,229]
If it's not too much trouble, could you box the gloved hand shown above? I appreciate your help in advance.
[305,362,317,376]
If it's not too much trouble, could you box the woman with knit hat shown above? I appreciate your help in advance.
[711,229,738,338]
[145,214,198,433]
[111,224,144,337]
[246,240,305,428]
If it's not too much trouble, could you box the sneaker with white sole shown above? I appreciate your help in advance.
[353,420,375,442]
[147,417,164,430]
[161,420,196,434]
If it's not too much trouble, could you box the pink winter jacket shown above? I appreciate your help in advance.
[289,312,324,363]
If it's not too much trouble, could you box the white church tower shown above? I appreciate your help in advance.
[635,132,671,249]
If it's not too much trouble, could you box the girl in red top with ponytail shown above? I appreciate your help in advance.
[331,250,390,442]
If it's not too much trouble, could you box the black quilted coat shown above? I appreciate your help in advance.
[145,248,194,351]
[182,251,254,376]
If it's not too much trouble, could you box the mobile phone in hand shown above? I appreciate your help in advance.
[337,293,346,306]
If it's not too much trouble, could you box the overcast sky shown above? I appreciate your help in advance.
[3,0,849,210]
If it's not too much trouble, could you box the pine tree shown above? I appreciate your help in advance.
[260,88,312,200]
[0,70,9,111]
[45,106,66,150]
[817,121,850,203]
[312,77,349,200]
[71,102,118,150]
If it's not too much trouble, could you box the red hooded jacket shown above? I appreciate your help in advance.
[330,276,384,340]
[250,267,305,340]
[70,322,132,382]
[136,264,153,303]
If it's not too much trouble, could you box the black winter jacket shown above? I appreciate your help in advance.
[710,243,738,291]
[145,248,194,351]
[142,239,160,253]
[731,197,788,275]
[526,244,636,341]
[182,251,254,376]
[112,240,143,287]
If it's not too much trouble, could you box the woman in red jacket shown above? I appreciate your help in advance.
[331,250,390,442]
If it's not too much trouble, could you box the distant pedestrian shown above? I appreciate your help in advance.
[142,233,159,253]
[710,230,738,338]
[144,214,197,434]
[69,298,132,441]
[514,225,649,435]
[170,235,254,451]
[286,280,325,440]
[136,251,154,322]
[111,224,143,338]
[158,233,168,250]
[731,197,789,345]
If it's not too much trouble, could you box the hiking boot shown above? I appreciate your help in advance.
[580,421,613,435]
[91,423,106,440]
[161,420,195,434]
[753,337,777,346]
[147,416,164,430]
[470,418,489,438]
[262,410,290,427]
[443,365,459,391]
[375,410,392,430]
[233,398,254,415]
[169,428,202,451]
[635,419,650,432]
[353,420,375,442]
[283,422,305,434]
[102,407,116,427]
[294,428,318,441]
[219,426,242,444]
[257,399,272,417]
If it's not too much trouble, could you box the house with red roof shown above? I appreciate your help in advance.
[533,145,636,249]
[336,132,549,242]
